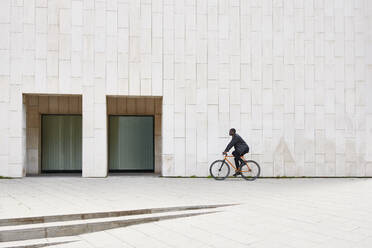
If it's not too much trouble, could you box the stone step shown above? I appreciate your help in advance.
[0,237,79,248]
[0,203,234,227]
[0,208,221,242]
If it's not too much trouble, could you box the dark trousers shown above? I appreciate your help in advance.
[232,148,249,169]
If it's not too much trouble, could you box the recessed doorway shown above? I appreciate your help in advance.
[106,96,162,174]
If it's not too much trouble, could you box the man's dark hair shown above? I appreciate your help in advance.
[230,128,236,134]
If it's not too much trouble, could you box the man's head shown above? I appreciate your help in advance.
[229,128,236,136]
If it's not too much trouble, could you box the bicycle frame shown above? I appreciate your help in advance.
[224,155,252,172]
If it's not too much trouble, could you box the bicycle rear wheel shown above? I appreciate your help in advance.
[240,160,260,181]
[209,160,230,180]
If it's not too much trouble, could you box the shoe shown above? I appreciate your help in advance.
[233,171,241,177]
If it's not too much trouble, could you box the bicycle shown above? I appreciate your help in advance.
[209,154,261,181]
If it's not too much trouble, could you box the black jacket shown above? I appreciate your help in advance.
[224,133,249,153]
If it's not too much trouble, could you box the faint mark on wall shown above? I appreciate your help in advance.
[274,137,295,164]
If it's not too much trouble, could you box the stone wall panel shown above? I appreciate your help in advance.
[1,0,371,177]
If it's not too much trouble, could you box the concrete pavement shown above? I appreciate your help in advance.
[0,176,372,247]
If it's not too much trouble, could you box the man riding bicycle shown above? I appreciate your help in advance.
[222,128,249,177]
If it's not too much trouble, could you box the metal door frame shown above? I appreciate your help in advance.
[108,115,155,173]
[41,114,83,173]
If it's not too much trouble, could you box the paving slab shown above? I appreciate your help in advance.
[1,177,372,247]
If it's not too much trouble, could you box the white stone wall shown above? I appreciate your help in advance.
[0,0,372,177]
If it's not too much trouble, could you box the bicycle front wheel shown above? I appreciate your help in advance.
[209,160,230,180]
[240,160,260,181]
